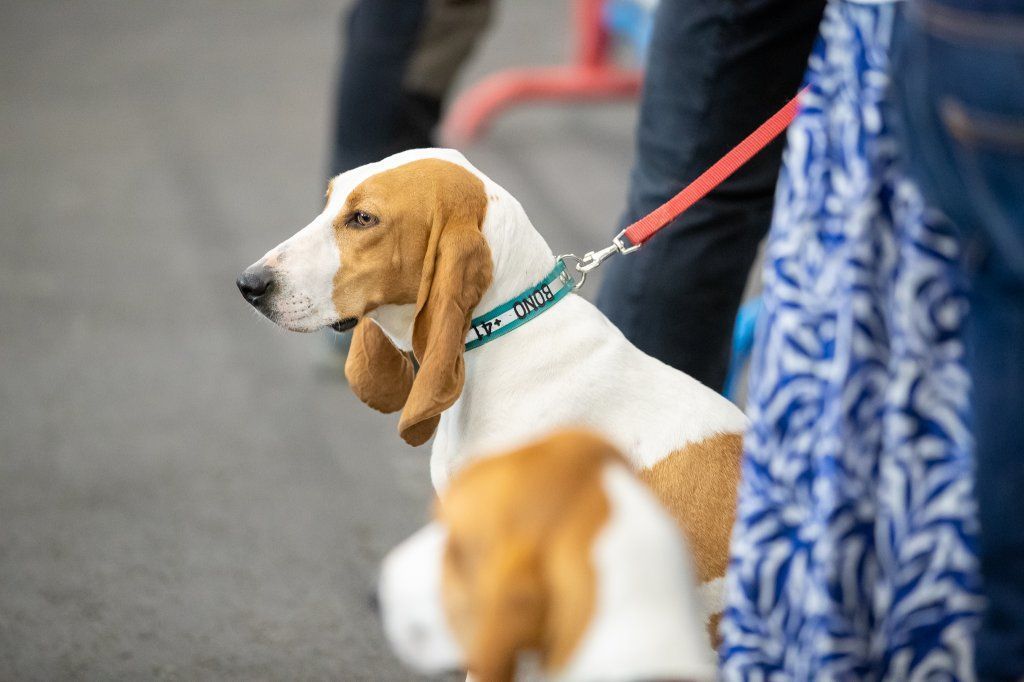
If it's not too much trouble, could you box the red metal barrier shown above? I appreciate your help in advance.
[441,0,642,146]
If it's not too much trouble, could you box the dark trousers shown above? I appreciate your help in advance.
[330,0,430,175]
[595,0,823,391]
[893,3,1024,678]
[328,0,491,176]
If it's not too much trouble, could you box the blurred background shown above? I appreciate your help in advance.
[0,1,637,678]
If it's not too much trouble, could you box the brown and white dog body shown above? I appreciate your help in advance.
[239,148,747,628]
[379,431,718,682]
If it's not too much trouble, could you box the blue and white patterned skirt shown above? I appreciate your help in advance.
[720,2,983,679]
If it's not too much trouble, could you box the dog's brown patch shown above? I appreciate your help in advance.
[708,612,723,647]
[637,433,743,584]
[640,432,742,648]
[438,430,621,682]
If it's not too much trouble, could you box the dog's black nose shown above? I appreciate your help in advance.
[237,266,274,306]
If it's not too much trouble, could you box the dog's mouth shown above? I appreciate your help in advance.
[331,317,359,333]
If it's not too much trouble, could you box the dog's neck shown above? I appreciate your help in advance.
[368,190,555,352]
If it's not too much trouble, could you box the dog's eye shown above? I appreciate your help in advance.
[348,210,379,228]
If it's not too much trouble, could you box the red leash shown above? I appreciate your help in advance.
[560,87,808,285]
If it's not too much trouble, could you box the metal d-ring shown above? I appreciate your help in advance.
[556,254,587,291]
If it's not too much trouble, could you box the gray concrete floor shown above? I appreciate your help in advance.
[0,1,635,679]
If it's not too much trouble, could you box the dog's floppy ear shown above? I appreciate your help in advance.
[439,432,617,680]
[460,505,604,682]
[345,319,415,414]
[398,170,491,446]
[460,537,544,682]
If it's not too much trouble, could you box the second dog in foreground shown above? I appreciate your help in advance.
[379,429,718,682]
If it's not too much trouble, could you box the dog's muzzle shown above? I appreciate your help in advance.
[236,263,358,332]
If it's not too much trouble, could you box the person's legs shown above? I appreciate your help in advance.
[596,0,823,390]
[328,0,492,177]
[893,4,1024,677]
[329,0,429,175]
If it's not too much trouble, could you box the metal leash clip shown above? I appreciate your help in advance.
[556,229,640,290]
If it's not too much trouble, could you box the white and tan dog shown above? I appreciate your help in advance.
[237,148,747,628]
[379,430,717,682]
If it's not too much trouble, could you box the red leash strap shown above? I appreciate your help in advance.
[558,87,807,289]
[622,86,808,247]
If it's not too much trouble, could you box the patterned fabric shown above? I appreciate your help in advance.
[721,3,983,679]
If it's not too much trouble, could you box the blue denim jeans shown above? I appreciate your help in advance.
[595,0,824,390]
[893,3,1024,678]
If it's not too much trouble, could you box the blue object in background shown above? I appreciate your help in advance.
[723,296,761,402]
[603,0,656,60]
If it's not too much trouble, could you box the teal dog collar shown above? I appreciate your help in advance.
[465,261,572,351]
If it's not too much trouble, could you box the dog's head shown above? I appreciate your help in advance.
[238,149,499,445]
[379,430,621,681]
